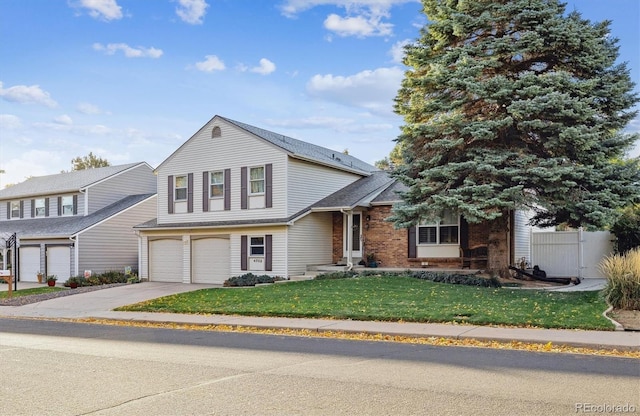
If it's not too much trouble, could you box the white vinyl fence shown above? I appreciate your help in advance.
[530,230,614,278]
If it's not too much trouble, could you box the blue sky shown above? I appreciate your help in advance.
[1,0,638,186]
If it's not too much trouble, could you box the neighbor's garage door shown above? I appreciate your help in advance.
[20,246,40,282]
[192,237,230,284]
[149,239,182,282]
[47,246,71,281]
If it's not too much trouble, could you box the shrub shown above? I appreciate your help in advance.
[408,271,502,287]
[600,247,640,310]
[314,270,359,280]
[224,273,285,287]
[64,276,86,287]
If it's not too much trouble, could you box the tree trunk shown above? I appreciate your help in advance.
[487,212,510,278]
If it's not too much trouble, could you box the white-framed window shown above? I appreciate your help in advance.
[174,175,187,201]
[418,210,459,245]
[210,171,224,198]
[250,236,265,256]
[34,198,46,217]
[249,166,265,195]
[61,196,74,216]
[10,201,20,218]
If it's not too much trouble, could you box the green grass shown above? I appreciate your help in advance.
[0,286,65,299]
[117,276,614,330]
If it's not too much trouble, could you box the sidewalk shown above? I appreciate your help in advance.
[1,281,638,351]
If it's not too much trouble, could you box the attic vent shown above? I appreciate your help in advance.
[212,126,222,138]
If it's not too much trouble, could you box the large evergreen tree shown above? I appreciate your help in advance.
[391,0,640,276]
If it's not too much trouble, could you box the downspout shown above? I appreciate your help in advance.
[341,208,353,271]
[79,188,88,216]
[70,235,78,277]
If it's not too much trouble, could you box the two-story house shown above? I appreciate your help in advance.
[135,115,536,284]
[0,163,157,282]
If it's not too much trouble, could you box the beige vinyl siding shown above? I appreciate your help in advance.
[513,210,533,264]
[157,118,287,225]
[287,159,363,216]
[76,196,156,275]
[288,212,333,276]
[87,164,156,214]
[229,226,288,278]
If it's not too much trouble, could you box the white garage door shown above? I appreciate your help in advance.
[20,247,41,282]
[47,246,71,281]
[149,239,183,282]
[192,237,230,284]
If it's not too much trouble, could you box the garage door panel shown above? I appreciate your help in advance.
[20,247,41,282]
[149,239,182,282]
[47,246,71,281]
[192,237,230,284]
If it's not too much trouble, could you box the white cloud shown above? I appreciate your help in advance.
[389,39,410,64]
[194,55,226,72]
[307,67,404,115]
[251,58,276,75]
[93,43,163,58]
[0,81,58,108]
[176,0,209,25]
[0,114,22,129]
[72,0,123,21]
[280,0,417,37]
[324,13,392,37]
[54,115,73,125]
[77,102,103,114]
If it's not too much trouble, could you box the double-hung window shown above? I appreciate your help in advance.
[250,237,265,256]
[418,210,459,245]
[61,196,74,216]
[10,201,20,218]
[249,166,264,195]
[34,198,46,217]
[210,171,224,198]
[174,175,188,201]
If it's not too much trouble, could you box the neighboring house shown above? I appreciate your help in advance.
[135,115,535,284]
[0,163,157,282]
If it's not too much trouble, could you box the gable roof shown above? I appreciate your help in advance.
[156,115,377,175]
[220,117,377,174]
[0,193,156,238]
[0,162,152,200]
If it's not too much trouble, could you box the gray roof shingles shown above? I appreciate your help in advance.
[221,117,377,174]
[0,194,155,238]
[0,163,145,200]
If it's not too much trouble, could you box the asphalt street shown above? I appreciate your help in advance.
[1,318,638,416]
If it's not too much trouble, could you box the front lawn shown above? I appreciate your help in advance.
[116,276,614,330]
[0,286,65,299]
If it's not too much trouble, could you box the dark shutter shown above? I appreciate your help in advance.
[240,167,247,210]
[167,175,174,214]
[45,198,49,217]
[240,235,248,271]
[72,195,78,215]
[224,168,231,210]
[202,171,209,212]
[265,234,272,271]
[31,199,35,218]
[408,226,417,258]
[6,202,9,219]
[187,173,194,213]
[460,216,469,250]
[265,163,272,208]
[57,196,62,216]
[19,200,24,218]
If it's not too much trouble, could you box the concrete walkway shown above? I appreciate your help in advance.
[1,280,638,351]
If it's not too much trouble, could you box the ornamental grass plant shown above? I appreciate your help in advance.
[600,247,640,310]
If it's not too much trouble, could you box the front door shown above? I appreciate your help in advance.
[343,212,362,259]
